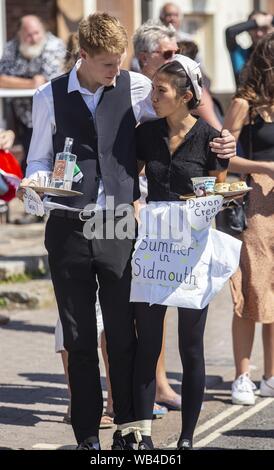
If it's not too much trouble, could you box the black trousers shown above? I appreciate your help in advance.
[134,303,208,441]
[45,214,137,443]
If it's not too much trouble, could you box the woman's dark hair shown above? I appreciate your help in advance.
[154,60,202,110]
[236,32,274,111]
[177,40,198,61]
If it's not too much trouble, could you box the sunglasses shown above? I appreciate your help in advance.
[153,49,179,60]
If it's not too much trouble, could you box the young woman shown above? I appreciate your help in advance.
[223,33,274,406]
[132,55,229,450]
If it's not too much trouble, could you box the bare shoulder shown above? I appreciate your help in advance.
[232,97,249,113]
[224,97,250,130]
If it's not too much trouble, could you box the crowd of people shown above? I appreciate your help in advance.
[0,1,273,451]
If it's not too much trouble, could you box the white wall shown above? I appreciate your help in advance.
[83,0,97,16]
[151,0,254,92]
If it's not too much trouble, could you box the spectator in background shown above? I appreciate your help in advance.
[63,33,79,72]
[0,128,17,325]
[223,32,274,405]
[0,129,15,152]
[225,10,274,86]
[178,40,224,127]
[0,15,66,173]
[159,2,192,42]
[134,21,222,130]
[133,21,178,80]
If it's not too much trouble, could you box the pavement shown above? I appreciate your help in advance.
[0,200,273,451]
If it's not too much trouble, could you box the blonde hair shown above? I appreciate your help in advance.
[78,12,128,57]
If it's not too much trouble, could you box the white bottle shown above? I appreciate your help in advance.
[51,137,77,190]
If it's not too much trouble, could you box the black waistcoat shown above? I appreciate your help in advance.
[50,70,140,208]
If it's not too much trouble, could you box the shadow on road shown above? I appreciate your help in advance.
[1,321,54,335]
[0,405,67,426]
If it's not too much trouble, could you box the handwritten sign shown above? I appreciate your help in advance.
[132,233,209,289]
[186,195,223,230]
[130,201,242,309]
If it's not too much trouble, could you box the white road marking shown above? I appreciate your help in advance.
[32,443,59,450]
[194,397,273,448]
[168,397,273,449]
[32,443,75,450]
[167,404,243,448]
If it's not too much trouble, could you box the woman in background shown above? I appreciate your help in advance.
[223,33,274,405]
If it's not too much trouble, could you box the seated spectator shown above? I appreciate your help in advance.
[0,15,66,173]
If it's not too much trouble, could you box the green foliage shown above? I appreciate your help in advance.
[0,297,7,308]
[0,269,47,285]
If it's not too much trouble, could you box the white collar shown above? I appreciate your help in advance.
[68,59,116,96]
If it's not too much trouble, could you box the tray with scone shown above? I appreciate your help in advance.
[214,181,252,198]
[179,181,252,201]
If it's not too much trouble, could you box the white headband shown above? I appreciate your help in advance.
[171,54,202,100]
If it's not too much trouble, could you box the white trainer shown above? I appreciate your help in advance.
[231,373,256,405]
[260,376,274,397]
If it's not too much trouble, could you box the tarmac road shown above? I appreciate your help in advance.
[0,283,273,451]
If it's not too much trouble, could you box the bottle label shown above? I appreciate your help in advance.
[52,160,66,180]
[73,163,83,183]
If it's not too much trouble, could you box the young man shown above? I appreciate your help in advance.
[20,13,236,450]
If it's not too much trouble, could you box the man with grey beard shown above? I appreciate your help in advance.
[0,15,65,174]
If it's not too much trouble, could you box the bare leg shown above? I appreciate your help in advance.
[155,317,181,406]
[60,350,71,422]
[101,331,113,414]
[61,349,71,397]
[262,322,274,379]
[232,314,256,378]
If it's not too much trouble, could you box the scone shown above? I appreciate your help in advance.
[214,182,230,192]
[229,181,248,191]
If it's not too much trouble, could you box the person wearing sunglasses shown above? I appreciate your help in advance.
[134,21,222,131]
[133,20,179,80]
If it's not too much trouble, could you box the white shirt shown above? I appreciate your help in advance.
[26,60,156,211]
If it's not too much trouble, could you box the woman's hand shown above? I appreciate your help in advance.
[209,129,236,159]
[262,161,274,179]
[16,177,30,201]
[0,130,15,151]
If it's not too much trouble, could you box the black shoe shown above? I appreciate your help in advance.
[177,438,192,450]
[76,436,100,450]
[138,441,153,450]
[111,430,135,450]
